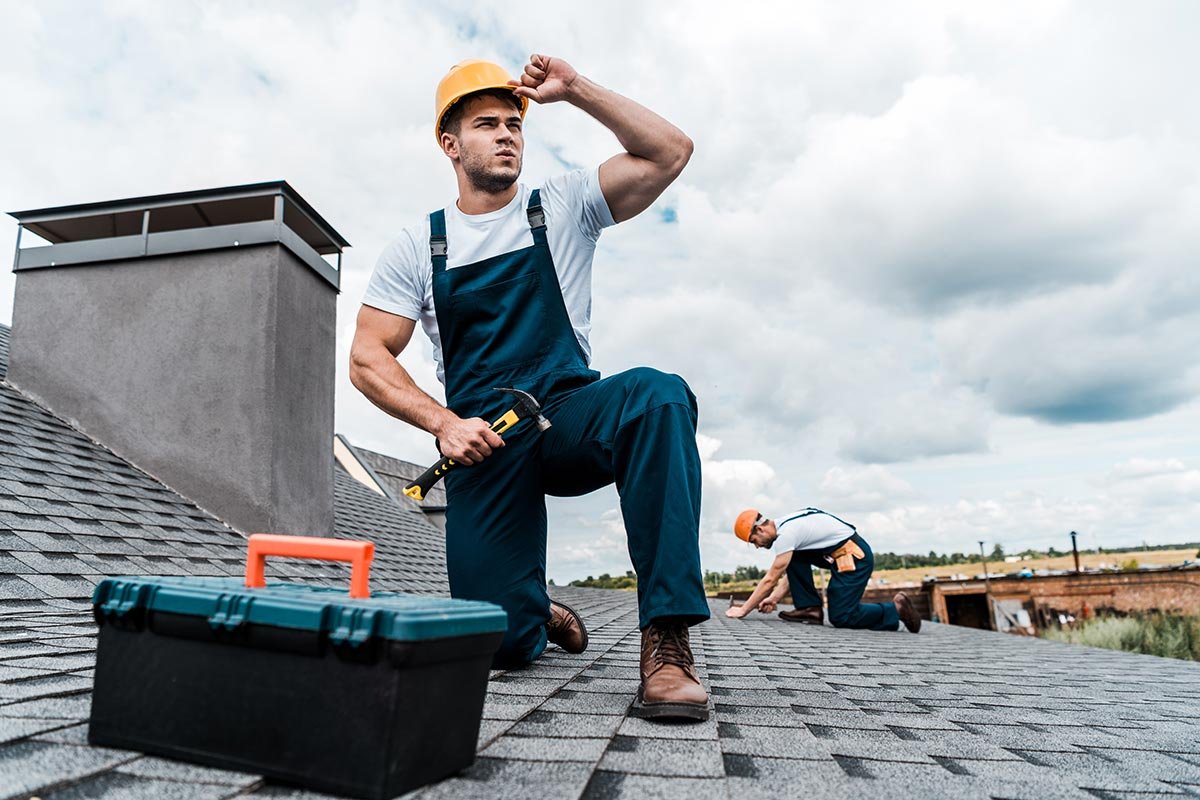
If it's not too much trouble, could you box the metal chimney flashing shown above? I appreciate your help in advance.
[9,181,348,292]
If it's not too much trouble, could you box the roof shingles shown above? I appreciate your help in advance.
[2,321,1199,797]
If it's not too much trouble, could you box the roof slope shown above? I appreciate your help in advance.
[2,589,1198,799]
[0,322,448,601]
[2,323,1199,798]
[331,466,448,594]
[350,442,448,509]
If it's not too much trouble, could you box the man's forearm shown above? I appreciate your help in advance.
[768,578,789,603]
[565,75,691,169]
[350,348,454,436]
[742,574,780,610]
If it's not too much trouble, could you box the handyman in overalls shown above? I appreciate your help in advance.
[724,508,922,633]
[351,56,710,719]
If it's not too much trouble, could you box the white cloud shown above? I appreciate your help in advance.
[1098,457,1200,506]
[818,465,917,513]
[839,388,990,463]
[2,2,1199,582]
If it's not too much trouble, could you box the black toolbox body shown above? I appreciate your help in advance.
[88,576,507,799]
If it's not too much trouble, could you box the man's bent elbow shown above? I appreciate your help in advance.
[348,345,375,395]
[668,135,694,179]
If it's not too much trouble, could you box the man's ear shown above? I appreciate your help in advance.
[440,132,459,160]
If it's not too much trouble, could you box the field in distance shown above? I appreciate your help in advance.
[872,547,1197,586]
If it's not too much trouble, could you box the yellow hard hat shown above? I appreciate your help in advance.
[435,59,529,145]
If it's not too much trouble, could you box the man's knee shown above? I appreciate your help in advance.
[621,367,696,417]
[493,623,547,668]
[828,606,856,629]
[486,591,550,667]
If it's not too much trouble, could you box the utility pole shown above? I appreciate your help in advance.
[980,540,995,631]
[1070,530,1080,574]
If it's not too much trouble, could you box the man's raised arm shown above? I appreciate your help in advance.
[349,305,503,465]
[510,54,693,223]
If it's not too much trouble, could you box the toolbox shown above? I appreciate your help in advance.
[88,535,507,800]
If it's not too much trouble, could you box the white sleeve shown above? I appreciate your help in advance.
[543,167,616,243]
[773,525,798,554]
[362,226,427,321]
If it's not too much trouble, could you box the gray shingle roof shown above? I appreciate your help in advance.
[0,324,9,380]
[349,442,448,510]
[0,322,448,600]
[331,466,448,595]
[3,589,1199,799]
[2,321,1199,798]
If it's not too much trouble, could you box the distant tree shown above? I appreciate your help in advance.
[570,571,637,590]
[734,565,765,582]
[990,543,1005,560]
[1047,547,1061,558]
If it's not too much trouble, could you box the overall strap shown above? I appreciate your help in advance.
[429,209,448,273]
[527,188,548,247]
[779,507,857,532]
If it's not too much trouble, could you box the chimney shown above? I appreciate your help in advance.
[7,182,347,536]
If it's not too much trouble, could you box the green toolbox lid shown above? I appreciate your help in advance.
[92,576,508,646]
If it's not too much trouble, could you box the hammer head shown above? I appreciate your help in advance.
[494,387,552,431]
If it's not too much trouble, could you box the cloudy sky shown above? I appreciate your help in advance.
[2,1,1198,582]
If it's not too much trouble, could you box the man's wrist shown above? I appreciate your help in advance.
[563,73,597,107]
[427,408,457,439]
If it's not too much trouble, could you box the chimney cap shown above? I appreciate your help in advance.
[9,180,349,250]
[10,181,349,290]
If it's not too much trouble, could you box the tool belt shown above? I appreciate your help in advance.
[828,537,866,573]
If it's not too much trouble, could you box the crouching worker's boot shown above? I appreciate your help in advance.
[779,606,824,625]
[632,619,710,722]
[894,593,922,633]
[547,601,589,654]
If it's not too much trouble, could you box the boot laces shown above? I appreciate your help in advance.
[650,622,694,669]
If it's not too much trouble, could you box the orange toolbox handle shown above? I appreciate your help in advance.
[245,534,375,598]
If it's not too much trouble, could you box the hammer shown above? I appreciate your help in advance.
[402,387,550,502]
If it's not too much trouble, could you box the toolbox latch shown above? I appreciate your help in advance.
[208,593,253,631]
[95,580,150,629]
[328,607,379,648]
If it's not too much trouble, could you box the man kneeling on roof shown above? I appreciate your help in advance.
[724,508,922,633]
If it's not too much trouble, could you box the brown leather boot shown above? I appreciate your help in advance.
[547,601,588,653]
[632,619,709,721]
[779,606,824,625]
[894,592,922,633]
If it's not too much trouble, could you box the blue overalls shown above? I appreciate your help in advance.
[430,190,710,667]
[782,511,900,631]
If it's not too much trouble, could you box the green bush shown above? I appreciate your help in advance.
[569,571,637,590]
[1043,614,1200,661]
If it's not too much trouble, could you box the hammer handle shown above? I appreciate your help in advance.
[402,409,521,501]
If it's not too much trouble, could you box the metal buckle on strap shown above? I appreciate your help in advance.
[526,204,546,230]
[430,236,447,258]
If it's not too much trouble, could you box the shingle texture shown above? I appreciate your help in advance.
[3,322,1199,798]
[350,444,448,509]
[2,589,1199,799]
[0,322,447,599]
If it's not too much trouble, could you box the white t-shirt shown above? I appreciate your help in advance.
[771,509,855,554]
[363,169,616,384]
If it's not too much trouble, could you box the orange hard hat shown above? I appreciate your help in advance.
[734,509,762,542]
[434,59,529,145]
